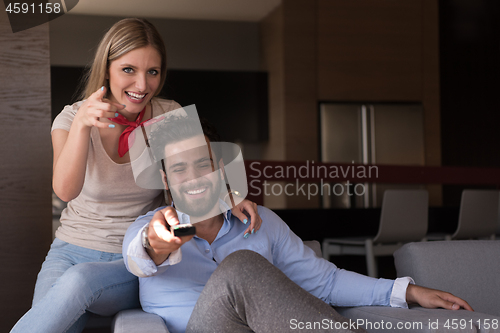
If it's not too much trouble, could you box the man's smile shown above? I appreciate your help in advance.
[185,187,208,196]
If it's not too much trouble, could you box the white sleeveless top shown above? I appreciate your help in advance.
[51,98,182,253]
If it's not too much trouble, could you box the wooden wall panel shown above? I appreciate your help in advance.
[282,0,319,208]
[422,0,442,205]
[318,0,423,101]
[261,0,318,164]
[283,0,318,162]
[261,0,319,208]
[261,6,285,162]
[0,11,52,332]
[260,6,287,208]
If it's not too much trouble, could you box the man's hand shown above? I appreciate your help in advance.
[406,284,474,311]
[147,206,194,265]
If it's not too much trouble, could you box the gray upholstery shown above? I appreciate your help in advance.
[336,306,465,333]
[112,309,169,333]
[336,306,500,333]
[394,240,500,317]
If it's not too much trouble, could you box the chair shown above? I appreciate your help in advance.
[497,201,500,238]
[450,189,499,240]
[322,189,428,277]
[425,190,499,241]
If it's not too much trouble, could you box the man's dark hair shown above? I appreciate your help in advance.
[148,116,222,163]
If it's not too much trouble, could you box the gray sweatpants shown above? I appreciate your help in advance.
[186,250,367,333]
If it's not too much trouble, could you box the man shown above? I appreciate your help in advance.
[123,116,472,333]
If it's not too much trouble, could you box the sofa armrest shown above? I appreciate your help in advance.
[336,306,500,333]
[409,308,500,333]
[112,309,170,333]
[394,240,500,317]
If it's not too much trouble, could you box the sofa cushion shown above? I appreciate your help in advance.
[337,306,471,333]
[337,306,500,333]
[394,240,500,317]
[112,309,169,333]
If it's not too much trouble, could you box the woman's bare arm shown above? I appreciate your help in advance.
[52,87,122,201]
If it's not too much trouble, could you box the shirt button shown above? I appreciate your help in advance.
[205,249,210,253]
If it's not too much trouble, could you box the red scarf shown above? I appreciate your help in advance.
[108,106,147,157]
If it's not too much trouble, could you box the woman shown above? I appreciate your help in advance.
[11,18,261,333]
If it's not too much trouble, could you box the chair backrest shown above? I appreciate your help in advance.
[303,240,322,258]
[452,190,499,240]
[497,200,500,236]
[373,189,428,244]
[394,240,500,316]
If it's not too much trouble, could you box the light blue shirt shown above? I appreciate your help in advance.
[123,205,410,333]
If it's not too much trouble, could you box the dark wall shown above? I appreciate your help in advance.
[51,67,268,143]
[162,70,268,143]
[439,0,500,205]
[50,14,260,71]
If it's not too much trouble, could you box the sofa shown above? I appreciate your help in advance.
[337,240,500,333]
[110,240,500,333]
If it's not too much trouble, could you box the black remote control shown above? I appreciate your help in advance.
[171,224,196,237]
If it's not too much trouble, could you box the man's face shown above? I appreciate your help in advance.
[164,136,222,218]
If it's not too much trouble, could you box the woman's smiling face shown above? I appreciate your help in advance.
[107,45,162,117]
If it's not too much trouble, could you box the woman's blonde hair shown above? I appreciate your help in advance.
[81,18,167,99]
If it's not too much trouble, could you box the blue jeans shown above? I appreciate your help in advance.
[10,238,140,333]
